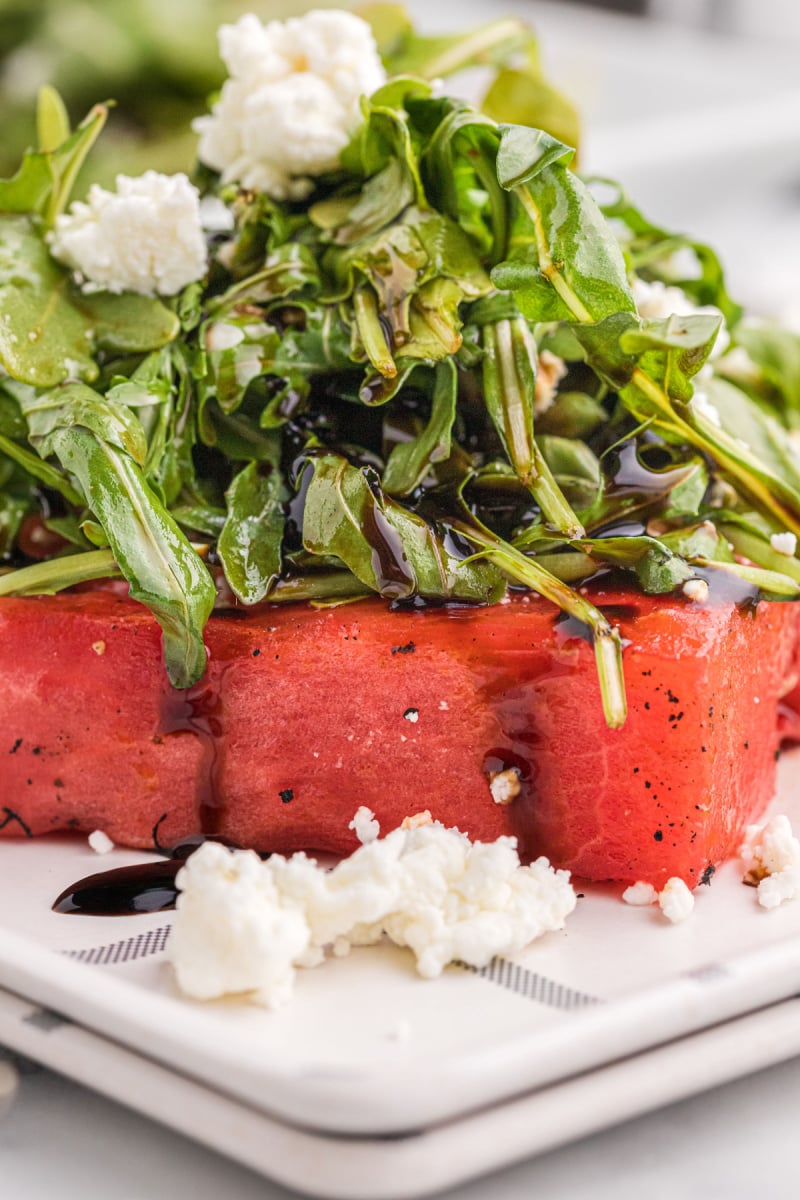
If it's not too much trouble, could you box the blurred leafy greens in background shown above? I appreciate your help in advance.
[2,2,800,730]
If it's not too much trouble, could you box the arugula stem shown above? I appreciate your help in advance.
[484,319,584,537]
[691,557,800,598]
[631,368,800,537]
[207,259,304,313]
[266,571,371,604]
[456,522,627,728]
[353,288,397,378]
[719,525,800,583]
[515,185,593,323]
[0,548,121,596]
[531,443,585,538]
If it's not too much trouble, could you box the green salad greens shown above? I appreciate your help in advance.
[1,5,799,730]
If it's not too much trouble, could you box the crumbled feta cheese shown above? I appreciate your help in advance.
[741,814,800,908]
[757,868,800,910]
[403,708,419,723]
[168,819,577,1006]
[194,10,386,200]
[682,578,709,604]
[88,830,114,855]
[349,806,380,845]
[489,767,521,806]
[622,881,657,906]
[49,171,207,297]
[770,532,797,557]
[168,843,312,1008]
[533,350,567,416]
[91,640,106,656]
[657,878,695,923]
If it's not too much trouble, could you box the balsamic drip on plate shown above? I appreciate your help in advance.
[52,859,183,916]
[52,838,204,917]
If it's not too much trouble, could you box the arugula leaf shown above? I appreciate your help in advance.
[0,216,178,387]
[382,361,456,495]
[492,128,635,324]
[734,324,800,417]
[417,102,507,261]
[619,313,722,404]
[0,97,108,224]
[301,451,503,601]
[20,383,214,687]
[481,314,583,534]
[482,71,579,155]
[218,457,286,605]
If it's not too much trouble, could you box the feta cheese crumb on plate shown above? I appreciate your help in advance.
[621,878,695,922]
[167,816,577,1008]
[741,814,800,909]
[622,881,658,907]
[87,830,114,855]
[658,878,695,924]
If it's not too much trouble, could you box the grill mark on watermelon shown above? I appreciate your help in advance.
[0,807,32,837]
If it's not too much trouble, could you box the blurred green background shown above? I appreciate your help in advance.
[0,0,336,185]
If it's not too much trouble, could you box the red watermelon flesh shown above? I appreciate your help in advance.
[1,587,799,886]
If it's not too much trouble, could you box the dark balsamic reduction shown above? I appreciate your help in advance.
[482,747,533,782]
[52,838,207,916]
[554,612,593,644]
[360,500,415,598]
[158,680,225,836]
[53,859,183,915]
[608,441,692,498]
[52,678,229,917]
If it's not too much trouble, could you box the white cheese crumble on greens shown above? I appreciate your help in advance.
[49,171,207,296]
[194,10,386,200]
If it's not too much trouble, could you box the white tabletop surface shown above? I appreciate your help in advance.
[4,1,800,1196]
[3,1048,800,1200]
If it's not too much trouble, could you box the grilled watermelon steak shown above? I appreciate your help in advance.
[2,588,798,886]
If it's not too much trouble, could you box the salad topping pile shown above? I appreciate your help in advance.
[1,6,800,731]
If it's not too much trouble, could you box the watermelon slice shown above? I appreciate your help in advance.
[1,587,799,885]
